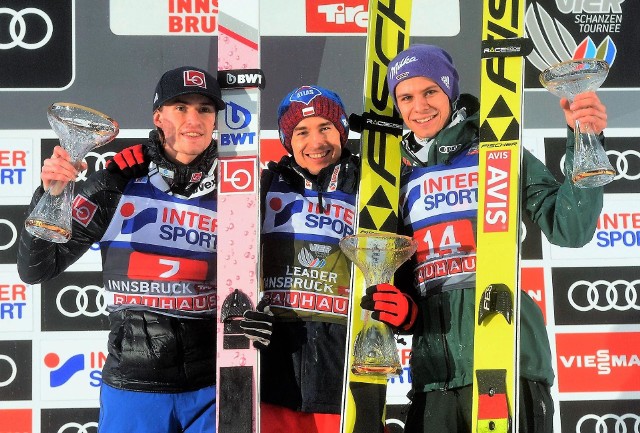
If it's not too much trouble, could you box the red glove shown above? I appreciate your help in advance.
[360,283,418,331]
[107,144,149,178]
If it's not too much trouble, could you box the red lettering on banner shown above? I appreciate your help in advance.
[265,290,349,316]
[112,294,215,311]
[423,172,479,194]
[520,267,546,323]
[0,150,27,166]
[168,0,218,33]
[162,208,217,232]
[483,150,510,232]
[306,0,368,33]
[169,0,218,13]
[556,332,640,393]
[307,202,355,225]
[0,284,27,301]
[598,212,640,229]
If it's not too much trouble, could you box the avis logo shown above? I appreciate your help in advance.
[119,202,158,234]
[44,351,105,388]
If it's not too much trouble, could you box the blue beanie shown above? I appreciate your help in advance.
[387,44,460,107]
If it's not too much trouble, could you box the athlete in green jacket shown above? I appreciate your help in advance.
[360,44,607,433]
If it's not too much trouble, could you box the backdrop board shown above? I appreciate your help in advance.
[0,1,639,432]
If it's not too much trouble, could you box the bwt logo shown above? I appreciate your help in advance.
[221,101,256,147]
[226,73,262,87]
[45,351,105,388]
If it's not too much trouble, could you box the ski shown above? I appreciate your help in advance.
[216,1,264,432]
[340,1,411,433]
[472,0,528,432]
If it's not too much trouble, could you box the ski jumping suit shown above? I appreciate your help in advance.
[397,94,603,433]
[17,133,219,432]
[259,152,359,417]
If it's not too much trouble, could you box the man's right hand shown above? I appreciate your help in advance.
[107,144,149,178]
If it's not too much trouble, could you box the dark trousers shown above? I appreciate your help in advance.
[404,379,553,433]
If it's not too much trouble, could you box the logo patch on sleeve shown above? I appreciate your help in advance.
[72,195,98,227]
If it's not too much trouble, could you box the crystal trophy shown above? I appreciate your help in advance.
[25,103,119,243]
[339,233,418,376]
[539,59,615,188]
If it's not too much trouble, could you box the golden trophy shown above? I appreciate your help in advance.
[339,233,417,376]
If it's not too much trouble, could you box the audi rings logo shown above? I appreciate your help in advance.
[0,8,52,50]
[56,285,108,317]
[0,218,18,250]
[73,151,116,182]
[560,149,640,182]
[576,413,640,433]
[58,422,98,433]
[568,280,640,312]
[0,354,18,387]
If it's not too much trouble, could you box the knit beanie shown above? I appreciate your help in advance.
[387,44,460,107]
[277,85,349,154]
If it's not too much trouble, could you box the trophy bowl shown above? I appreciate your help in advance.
[339,233,417,376]
[539,59,615,188]
[25,103,119,243]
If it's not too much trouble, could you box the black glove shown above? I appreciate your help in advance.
[107,144,149,178]
[240,298,274,350]
[361,283,418,332]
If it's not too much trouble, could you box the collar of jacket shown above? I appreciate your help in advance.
[268,149,360,195]
[401,93,480,167]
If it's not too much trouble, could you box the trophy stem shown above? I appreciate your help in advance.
[571,119,615,188]
[25,181,75,243]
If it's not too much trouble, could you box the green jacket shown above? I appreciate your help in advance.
[400,94,603,392]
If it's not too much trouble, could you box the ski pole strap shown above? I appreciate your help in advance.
[478,284,513,324]
[481,37,533,59]
[348,112,403,136]
[476,369,510,433]
[217,69,266,89]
